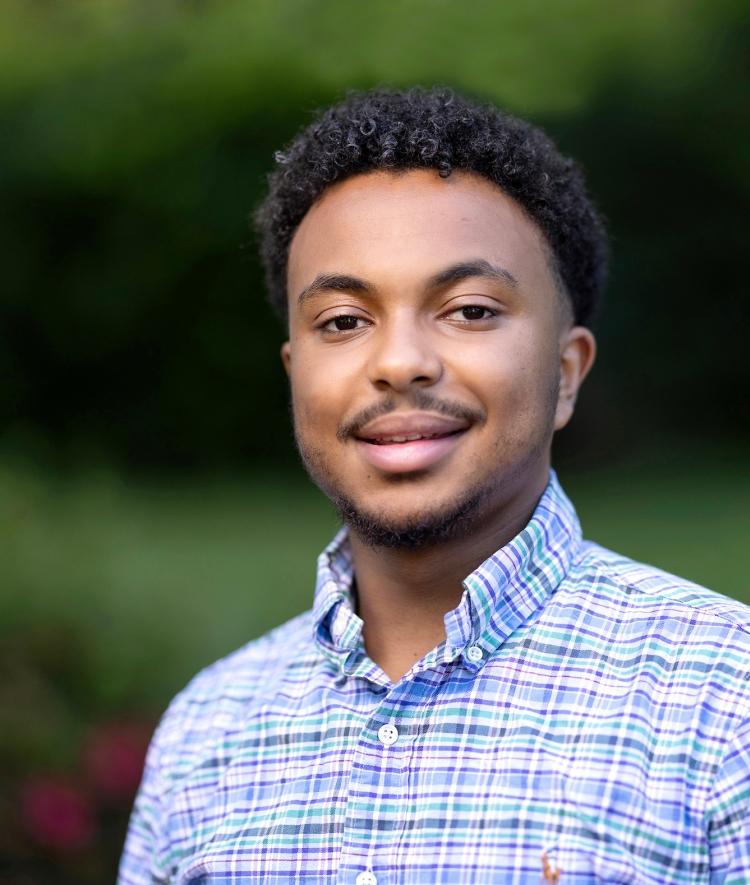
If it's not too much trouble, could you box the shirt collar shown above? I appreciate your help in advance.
[449,470,581,670]
[312,470,581,673]
[312,527,362,671]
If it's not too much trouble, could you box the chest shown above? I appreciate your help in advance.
[162,665,712,884]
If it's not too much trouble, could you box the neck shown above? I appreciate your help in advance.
[348,468,549,682]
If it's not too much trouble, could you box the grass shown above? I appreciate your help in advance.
[1,450,748,729]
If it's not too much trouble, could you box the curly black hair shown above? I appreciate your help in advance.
[254,86,607,327]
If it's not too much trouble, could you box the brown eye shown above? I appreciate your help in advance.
[320,314,368,333]
[461,306,488,320]
[333,315,359,331]
[443,304,499,325]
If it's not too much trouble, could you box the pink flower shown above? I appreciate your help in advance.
[21,776,95,853]
[84,720,151,801]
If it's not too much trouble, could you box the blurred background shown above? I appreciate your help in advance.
[1,0,748,880]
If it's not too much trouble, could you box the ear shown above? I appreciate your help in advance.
[280,341,291,378]
[554,326,597,431]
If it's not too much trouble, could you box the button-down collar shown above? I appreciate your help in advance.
[312,470,581,676]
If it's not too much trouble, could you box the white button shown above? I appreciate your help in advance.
[377,723,398,747]
[355,872,377,885]
[466,644,483,663]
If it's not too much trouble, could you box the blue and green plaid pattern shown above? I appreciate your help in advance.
[120,473,750,883]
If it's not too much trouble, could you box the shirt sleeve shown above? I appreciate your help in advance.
[708,714,750,885]
[117,716,172,885]
[117,682,200,885]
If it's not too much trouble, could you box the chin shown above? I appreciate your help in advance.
[331,483,491,550]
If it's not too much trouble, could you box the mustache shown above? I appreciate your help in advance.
[337,390,486,441]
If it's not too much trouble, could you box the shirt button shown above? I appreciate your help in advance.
[355,872,377,885]
[377,723,399,747]
[466,644,483,663]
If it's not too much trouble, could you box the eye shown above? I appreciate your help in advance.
[445,305,498,322]
[320,314,370,333]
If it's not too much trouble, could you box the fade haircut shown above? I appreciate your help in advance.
[254,86,607,326]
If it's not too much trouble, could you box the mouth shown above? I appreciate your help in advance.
[362,429,464,445]
[352,413,470,473]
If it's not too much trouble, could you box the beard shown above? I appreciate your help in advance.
[296,438,549,550]
[325,468,496,549]
[292,381,558,551]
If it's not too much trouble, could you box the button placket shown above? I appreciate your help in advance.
[340,686,411,883]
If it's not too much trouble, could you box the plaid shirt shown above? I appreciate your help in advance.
[120,473,750,884]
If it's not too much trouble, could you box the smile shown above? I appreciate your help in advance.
[353,412,470,473]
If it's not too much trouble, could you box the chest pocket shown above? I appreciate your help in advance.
[542,835,638,883]
[544,775,645,883]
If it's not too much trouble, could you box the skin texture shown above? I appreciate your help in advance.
[282,169,595,681]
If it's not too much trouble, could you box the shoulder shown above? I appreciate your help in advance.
[551,543,750,765]
[572,541,750,634]
[561,542,750,694]
[149,609,316,779]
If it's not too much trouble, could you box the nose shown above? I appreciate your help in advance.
[366,315,443,393]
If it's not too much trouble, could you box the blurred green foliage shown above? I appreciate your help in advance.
[1,0,748,470]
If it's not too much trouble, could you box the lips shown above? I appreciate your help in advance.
[353,412,470,473]
[356,412,469,442]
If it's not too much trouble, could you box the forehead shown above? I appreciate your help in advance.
[287,169,555,300]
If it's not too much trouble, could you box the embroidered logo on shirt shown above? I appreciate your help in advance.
[541,850,561,883]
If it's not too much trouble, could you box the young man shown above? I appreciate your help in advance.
[120,88,750,884]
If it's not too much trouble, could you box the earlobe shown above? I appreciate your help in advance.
[554,326,597,431]
[281,341,292,378]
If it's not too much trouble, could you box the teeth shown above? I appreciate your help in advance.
[374,433,439,444]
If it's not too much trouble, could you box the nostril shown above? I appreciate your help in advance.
[367,346,443,391]
[373,373,439,392]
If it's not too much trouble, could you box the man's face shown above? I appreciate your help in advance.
[283,169,592,547]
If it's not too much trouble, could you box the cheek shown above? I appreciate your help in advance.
[457,335,557,424]
[291,338,367,410]
[455,334,538,392]
[290,358,346,435]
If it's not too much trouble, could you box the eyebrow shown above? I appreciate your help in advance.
[295,259,518,306]
[297,273,372,306]
[427,259,519,291]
